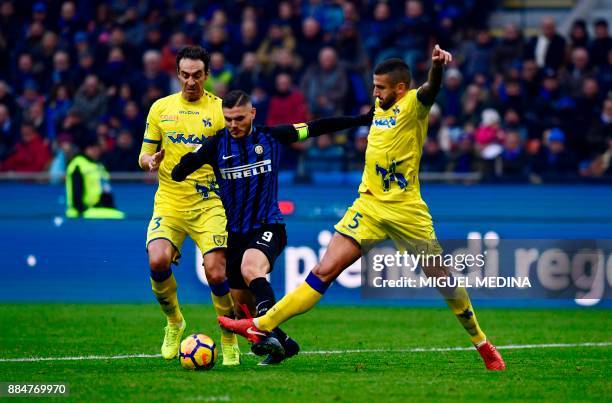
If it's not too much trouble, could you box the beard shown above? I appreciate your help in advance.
[378,93,397,110]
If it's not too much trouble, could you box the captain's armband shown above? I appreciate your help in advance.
[293,123,309,141]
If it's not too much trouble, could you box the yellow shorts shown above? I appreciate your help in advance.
[334,193,442,255]
[146,200,227,264]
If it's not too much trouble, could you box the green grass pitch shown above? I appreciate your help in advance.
[0,304,610,401]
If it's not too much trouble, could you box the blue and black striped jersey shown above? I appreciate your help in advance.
[192,126,292,233]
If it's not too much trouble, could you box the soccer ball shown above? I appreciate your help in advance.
[179,333,218,370]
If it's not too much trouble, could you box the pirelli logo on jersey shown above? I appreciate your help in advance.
[220,160,272,179]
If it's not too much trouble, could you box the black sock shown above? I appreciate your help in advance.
[249,277,288,342]
[249,277,276,316]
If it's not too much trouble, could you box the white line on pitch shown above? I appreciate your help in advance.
[0,342,610,363]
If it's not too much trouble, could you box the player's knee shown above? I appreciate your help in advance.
[240,263,264,285]
[204,267,226,285]
[312,262,337,283]
[148,251,172,272]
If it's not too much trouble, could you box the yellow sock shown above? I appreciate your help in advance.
[256,281,323,332]
[444,286,486,344]
[211,291,238,345]
[150,273,183,324]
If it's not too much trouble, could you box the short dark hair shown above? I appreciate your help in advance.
[222,90,251,108]
[594,19,608,29]
[374,58,411,85]
[176,46,210,73]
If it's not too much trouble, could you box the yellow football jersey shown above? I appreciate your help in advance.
[140,91,225,211]
[358,89,430,202]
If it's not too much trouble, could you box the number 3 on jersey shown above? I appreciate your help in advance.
[348,212,363,229]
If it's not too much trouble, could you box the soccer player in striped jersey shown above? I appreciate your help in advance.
[218,46,506,371]
[172,90,373,364]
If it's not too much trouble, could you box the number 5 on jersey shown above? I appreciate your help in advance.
[348,212,363,229]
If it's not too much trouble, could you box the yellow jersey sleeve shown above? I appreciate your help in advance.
[139,99,163,166]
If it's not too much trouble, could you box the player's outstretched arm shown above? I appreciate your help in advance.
[417,44,452,107]
[270,107,374,144]
[171,137,216,182]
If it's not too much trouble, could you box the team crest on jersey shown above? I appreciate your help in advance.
[376,160,408,191]
[213,235,226,246]
[195,180,219,199]
[254,144,264,155]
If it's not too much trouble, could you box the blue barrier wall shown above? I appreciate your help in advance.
[1,182,611,306]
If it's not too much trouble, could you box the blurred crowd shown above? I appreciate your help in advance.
[0,0,611,182]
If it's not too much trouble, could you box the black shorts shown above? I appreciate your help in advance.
[226,223,287,289]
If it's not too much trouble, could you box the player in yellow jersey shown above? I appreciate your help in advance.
[219,45,506,371]
[139,46,240,365]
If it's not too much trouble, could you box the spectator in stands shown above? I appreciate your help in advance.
[266,73,308,126]
[564,47,595,98]
[48,133,75,184]
[0,104,17,161]
[102,47,130,89]
[521,59,541,99]
[527,17,566,71]
[574,78,602,148]
[296,17,324,71]
[421,137,448,173]
[160,32,188,75]
[13,53,40,95]
[138,24,164,58]
[598,49,612,95]
[583,136,612,177]
[461,84,488,125]
[25,101,46,137]
[201,24,231,56]
[267,48,302,86]
[230,19,260,66]
[48,50,76,91]
[361,1,395,61]
[502,108,528,140]
[438,68,463,122]
[104,128,140,172]
[461,28,495,80]
[301,47,347,118]
[256,20,296,73]
[137,50,170,95]
[499,130,526,178]
[568,19,589,50]
[73,74,107,131]
[204,52,233,94]
[531,69,565,136]
[336,22,369,79]
[590,19,612,68]
[232,52,262,94]
[0,120,50,172]
[120,101,142,137]
[0,81,16,118]
[492,23,524,76]
[449,134,477,173]
[530,128,577,176]
[586,98,612,158]
[305,134,345,172]
[474,109,504,151]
